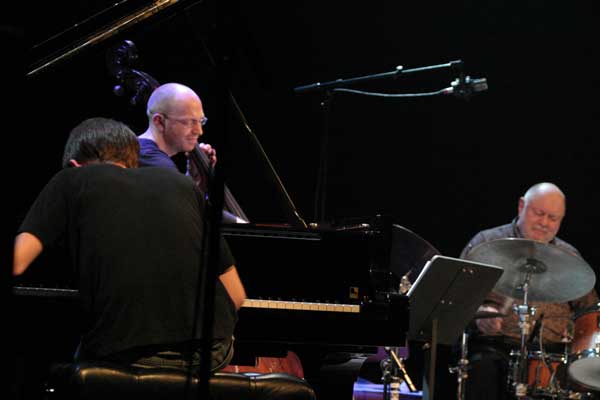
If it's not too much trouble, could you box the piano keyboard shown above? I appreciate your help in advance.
[12,287,360,313]
[13,285,407,349]
[242,298,360,313]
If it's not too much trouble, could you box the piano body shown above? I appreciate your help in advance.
[225,221,410,351]
[224,221,415,399]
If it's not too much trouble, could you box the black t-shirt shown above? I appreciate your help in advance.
[19,164,236,359]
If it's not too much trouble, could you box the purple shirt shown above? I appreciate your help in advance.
[138,138,178,170]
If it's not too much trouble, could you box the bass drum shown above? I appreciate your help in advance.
[569,306,600,391]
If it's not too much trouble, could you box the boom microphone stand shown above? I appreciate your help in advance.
[293,60,487,223]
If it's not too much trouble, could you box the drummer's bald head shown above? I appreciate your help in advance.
[517,182,566,243]
[523,183,566,206]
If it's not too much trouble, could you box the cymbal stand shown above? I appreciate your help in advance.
[512,272,537,399]
[381,347,417,400]
[449,331,469,400]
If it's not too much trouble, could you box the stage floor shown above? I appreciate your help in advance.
[353,377,423,400]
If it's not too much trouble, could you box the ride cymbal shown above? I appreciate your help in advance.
[465,238,595,303]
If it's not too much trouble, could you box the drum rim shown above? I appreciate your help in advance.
[568,349,600,391]
[568,348,600,364]
[572,303,600,320]
[528,350,566,362]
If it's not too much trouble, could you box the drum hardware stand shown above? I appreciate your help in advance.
[513,272,537,399]
[380,346,417,400]
[449,331,470,400]
[535,318,563,397]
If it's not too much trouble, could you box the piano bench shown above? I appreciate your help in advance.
[44,361,317,400]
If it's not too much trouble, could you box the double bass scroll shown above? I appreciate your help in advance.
[106,40,160,106]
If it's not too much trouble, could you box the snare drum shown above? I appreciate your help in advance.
[568,306,600,390]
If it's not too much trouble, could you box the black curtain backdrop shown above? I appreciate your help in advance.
[22,0,600,279]
[13,2,600,398]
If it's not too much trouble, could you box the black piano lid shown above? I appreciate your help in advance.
[222,223,375,305]
[389,223,440,283]
[328,215,441,282]
[28,0,203,76]
[221,218,440,304]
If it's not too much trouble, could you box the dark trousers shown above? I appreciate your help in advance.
[76,337,235,374]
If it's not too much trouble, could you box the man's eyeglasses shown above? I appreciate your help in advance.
[161,113,208,128]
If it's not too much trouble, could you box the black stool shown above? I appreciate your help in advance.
[45,361,317,400]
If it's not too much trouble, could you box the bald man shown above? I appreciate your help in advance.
[139,82,216,168]
[138,82,246,224]
[459,183,598,400]
[137,83,304,376]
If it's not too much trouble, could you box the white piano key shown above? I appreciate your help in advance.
[241,298,360,313]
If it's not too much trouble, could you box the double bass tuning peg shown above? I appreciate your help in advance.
[106,40,159,107]
[113,84,125,97]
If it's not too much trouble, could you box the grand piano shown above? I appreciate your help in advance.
[225,218,434,349]
[15,2,440,398]
[13,216,438,398]
[13,216,439,345]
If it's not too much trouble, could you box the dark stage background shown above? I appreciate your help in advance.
[21,0,600,268]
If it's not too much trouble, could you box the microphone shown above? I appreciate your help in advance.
[443,75,488,99]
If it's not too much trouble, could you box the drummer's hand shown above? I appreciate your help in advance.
[561,326,574,343]
[475,305,503,336]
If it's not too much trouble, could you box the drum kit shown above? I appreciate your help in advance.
[458,238,599,400]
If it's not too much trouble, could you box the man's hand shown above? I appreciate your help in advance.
[198,143,217,167]
[475,305,503,336]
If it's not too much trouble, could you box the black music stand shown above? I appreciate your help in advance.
[407,255,503,400]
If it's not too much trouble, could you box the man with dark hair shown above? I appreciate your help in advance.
[14,117,246,373]
[61,117,140,168]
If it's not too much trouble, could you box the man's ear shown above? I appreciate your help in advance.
[152,113,165,130]
[69,159,83,168]
[518,196,525,215]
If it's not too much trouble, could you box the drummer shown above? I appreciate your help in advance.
[460,182,599,400]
